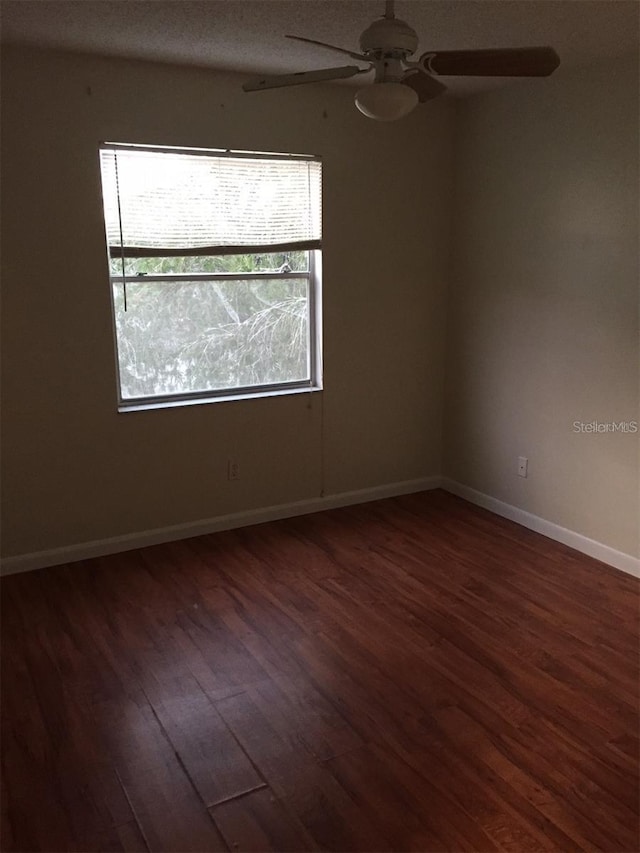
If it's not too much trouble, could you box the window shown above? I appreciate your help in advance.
[99,144,322,409]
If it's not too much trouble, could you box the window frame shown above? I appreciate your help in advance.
[99,142,323,412]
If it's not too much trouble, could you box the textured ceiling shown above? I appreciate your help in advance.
[1,0,638,95]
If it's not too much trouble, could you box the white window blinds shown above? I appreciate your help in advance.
[100,145,322,257]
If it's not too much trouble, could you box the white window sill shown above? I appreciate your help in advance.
[118,384,322,413]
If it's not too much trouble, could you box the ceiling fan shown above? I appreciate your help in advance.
[242,0,560,121]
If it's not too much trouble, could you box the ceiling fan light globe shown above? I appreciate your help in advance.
[354,81,418,121]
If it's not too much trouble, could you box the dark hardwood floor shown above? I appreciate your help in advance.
[1,489,638,852]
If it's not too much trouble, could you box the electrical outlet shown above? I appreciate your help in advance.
[518,456,528,478]
[227,459,240,481]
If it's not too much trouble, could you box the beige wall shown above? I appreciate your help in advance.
[444,54,639,557]
[1,46,454,558]
[3,45,637,564]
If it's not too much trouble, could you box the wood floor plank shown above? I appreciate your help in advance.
[327,741,495,852]
[210,787,317,852]
[109,820,149,852]
[287,632,562,851]
[141,671,265,807]
[2,490,638,852]
[247,675,363,762]
[91,697,227,853]
[215,690,392,851]
[1,577,144,852]
[433,704,637,852]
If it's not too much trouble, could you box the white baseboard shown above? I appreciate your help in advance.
[4,476,637,580]
[442,478,640,579]
[0,476,442,576]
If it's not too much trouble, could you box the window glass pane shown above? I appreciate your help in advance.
[113,278,310,399]
[109,251,309,277]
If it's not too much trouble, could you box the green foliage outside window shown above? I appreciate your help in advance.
[112,253,310,400]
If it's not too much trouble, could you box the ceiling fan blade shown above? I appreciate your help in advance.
[286,34,369,62]
[401,70,447,103]
[423,47,560,77]
[243,65,365,92]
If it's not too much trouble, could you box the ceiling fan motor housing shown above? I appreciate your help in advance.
[359,18,419,57]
